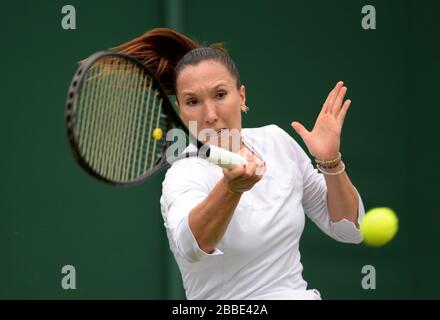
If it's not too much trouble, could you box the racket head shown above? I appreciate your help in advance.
[65,51,186,186]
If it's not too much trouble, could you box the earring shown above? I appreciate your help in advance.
[242,105,250,114]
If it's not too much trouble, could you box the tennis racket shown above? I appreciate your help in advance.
[65,51,247,186]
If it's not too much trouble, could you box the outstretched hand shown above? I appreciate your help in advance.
[291,81,351,161]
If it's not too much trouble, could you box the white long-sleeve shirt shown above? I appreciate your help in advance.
[160,124,364,300]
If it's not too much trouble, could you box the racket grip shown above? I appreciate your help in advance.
[207,145,248,169]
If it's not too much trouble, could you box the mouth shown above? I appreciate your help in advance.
[203,128,241,151]
[205,128,228,137]
[215,128,227,136]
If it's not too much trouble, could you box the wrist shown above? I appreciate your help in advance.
[320,160,343,171]
[220,178,243,196]
[315,152,345,175]
[314,152,341,167]
[317,161,346,176]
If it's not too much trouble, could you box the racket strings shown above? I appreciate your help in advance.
[75,56,168,182]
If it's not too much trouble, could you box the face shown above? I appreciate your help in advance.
[175,60,246,151]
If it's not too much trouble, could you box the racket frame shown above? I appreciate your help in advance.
[66,51,183,186]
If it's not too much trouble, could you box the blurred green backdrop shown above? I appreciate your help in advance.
[1,0,438,299]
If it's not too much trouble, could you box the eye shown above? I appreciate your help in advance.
[216,91,227,99]
[186,99,198,106]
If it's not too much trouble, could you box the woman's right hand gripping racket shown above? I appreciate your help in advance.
[65,51,247,186]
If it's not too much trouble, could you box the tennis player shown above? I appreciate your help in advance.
[114,28,365,300]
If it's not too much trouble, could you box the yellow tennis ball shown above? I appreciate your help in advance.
[152,128,163,140]
[360,207,399,247]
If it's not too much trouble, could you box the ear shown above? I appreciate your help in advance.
[239,85,246,112]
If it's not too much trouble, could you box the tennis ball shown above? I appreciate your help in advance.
[152,128,163,140]
[360,207,398,247]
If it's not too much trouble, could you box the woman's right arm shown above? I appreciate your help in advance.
[188,157,265,253]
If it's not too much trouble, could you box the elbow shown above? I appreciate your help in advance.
[174,215,225,263]
[348,234,363,245]
[334,234,363,245]
[193,232,218,254]
[194,236,217,254]
[329,218,364,244]
[188,212,219,254]
[333,232,363,244]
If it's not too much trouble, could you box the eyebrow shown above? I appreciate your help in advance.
[181,82,229,97]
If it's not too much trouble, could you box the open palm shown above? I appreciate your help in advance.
[291,81,351,161]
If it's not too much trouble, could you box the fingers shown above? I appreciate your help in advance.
[322,81,344,113]
[291,121,309,141]
[240,159,262,183]
[223,161,259,181]
[246,152,266,176]
[323,81,350,119]
[331,85,347,116]
[223,163,246,180]
[222,155,265,193]
[255,159,266,176]
[245,159,265,178]
[337,99,351,125]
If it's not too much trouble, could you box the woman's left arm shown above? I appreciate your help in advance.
[291,81,360,226]
[322,163,359,226]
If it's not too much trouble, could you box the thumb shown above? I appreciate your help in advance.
[291,121,308,139]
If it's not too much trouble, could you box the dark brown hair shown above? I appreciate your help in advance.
[112,28,241,95]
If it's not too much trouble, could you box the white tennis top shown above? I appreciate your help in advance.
[160,125,364,300]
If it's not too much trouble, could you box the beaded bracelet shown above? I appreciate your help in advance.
[315,152,342,167]
[317,161,341,170]
[316,161,346,176]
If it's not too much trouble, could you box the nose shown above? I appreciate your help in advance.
[203,101,218,125]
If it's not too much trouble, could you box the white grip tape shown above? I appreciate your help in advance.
[207,145,248,169]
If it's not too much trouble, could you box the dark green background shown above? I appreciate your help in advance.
[1,0,438,299]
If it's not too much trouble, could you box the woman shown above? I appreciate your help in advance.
[114,28,364,300]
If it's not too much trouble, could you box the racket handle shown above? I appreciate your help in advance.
[207,145,248,169]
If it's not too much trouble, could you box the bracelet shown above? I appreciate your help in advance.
[317,161,346,176]
[318,161,341,170]
[315,152,341,166]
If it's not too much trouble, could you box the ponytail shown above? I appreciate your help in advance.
[112,28,199,94]
[112,28,240,95]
